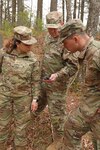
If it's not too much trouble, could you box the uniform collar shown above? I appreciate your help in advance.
[10,49,29,58]
[78,36,94,59]
[48,34,58,43]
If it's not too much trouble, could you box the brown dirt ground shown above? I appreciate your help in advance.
[31,91,95,150]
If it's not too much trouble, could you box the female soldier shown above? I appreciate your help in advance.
[0,26,41,150]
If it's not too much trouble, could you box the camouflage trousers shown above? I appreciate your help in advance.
[41,81,67,141]
[81,132,100,150]
[0,93,34,150]
[61,107,100,150]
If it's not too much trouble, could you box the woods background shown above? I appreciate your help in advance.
[0,0,100,38]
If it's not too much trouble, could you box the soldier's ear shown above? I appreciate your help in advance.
[72,35,79,43]
[16,42,21,48]
[16,41,20,45]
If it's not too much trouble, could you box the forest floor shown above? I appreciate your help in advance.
[31,91,95,150]
[32,91,79,150]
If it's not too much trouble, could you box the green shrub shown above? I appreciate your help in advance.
[2,20,13,37]
[17,10,31,27]
[34,17,44,33]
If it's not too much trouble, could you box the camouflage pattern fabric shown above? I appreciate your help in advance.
[0,48,41,149]
[97,140,100,150]
[59,19,86,43]
[41,34,79,140]
[14,26,37,45]
[82,132,99,150]
[46,11,63,29]
[61,38,100,150]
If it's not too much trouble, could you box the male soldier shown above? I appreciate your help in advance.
[51,19,100,150]
[31,11,80,150]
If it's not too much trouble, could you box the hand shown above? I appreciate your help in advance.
[49,73,58,81]
[31,99,38,112]
[98,109,100,113]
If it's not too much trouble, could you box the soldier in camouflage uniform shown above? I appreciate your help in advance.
[32,11,79,148]
[51,19,100,150]
[0,26,41,150]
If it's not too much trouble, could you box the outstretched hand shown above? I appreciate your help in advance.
[49,73,58,81]
[31,100,38,112]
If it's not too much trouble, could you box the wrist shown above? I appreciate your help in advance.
[56,72,59,78]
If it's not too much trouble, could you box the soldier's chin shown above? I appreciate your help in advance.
[52,35,58,38]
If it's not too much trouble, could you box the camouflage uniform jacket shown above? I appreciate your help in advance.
[0,48,41,99]
[78,37,100,118]
[43,34,78,84]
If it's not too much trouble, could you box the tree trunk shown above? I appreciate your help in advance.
[86,0,100,37]
[80,0,84,22]
[78,0,81,19]
[36,0,43,28]
[37,0,43,20]
[7,0,10,22]
[17,0,24,25]
[30,0,33,25]
[4,0,7,20]
[50,0,57,11]
[12,0,16,24]
[73,0,77,18]
[66,0,72,21]
[0,0,3,28]
[62,0,65,22]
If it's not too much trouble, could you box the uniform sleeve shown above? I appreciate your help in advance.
[0,48,5,73]
[57,52,79,79]
[31,60,41,100]
[93,49,100,71]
